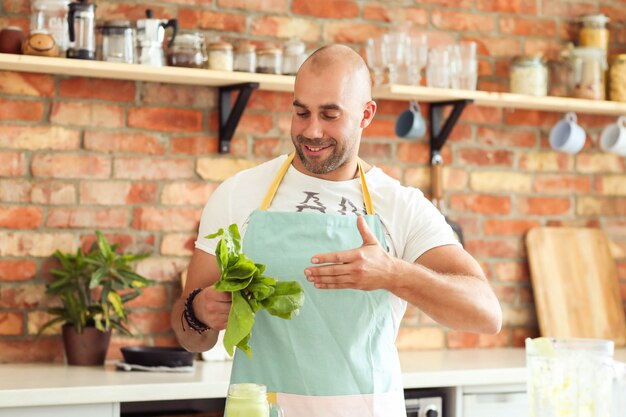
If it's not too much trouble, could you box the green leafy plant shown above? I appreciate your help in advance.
[38,231,153,336]
[207,224,305,357]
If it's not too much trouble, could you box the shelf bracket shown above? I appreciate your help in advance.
[429,99,473,160]
[218,82,260,154]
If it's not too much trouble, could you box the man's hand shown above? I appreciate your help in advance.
[194,287,232,330]
[304,216,398,291]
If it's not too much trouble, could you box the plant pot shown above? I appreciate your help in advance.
[62,323,112,366]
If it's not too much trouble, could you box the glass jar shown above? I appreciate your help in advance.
[282,37,306,75]
[167,32,207,68]
[510,55,548,96]
[256,47,282,74]
[207,41,233,71]
[578,14,610,51]
[101,20,135,64]
[568,47,606,100]
[609,54,626,102]
[234,42,256,73]
[225,384,283,417]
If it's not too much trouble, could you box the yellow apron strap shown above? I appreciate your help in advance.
[259,153,295,211]
[358,159,376,215]
[260,153,376,214]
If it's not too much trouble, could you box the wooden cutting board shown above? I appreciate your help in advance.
[526,227,626,346]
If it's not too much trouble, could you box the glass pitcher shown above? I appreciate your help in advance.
[225,383,284,417]
[526,337,625,417]
[30,0,69,54]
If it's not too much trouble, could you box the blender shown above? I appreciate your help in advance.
[66,0,96,59]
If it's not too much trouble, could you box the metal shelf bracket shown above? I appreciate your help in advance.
[429,99,473,160]
[218,82,260,154]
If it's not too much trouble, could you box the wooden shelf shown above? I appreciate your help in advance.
[1,53,625,116]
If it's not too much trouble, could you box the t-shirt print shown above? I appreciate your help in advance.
[295,191,367,215]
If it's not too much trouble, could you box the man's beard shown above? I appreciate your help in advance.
[292,135,349,175]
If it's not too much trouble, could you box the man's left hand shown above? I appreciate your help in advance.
[304,216,398,291]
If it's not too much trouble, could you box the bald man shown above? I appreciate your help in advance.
[172,44,501,417]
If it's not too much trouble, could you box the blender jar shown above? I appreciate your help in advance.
[30,0,70,54]
[526,337,615,417]
[101,20,135,64]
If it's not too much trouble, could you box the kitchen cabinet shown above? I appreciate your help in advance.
[1,52,625,154]
[0,403,119,417]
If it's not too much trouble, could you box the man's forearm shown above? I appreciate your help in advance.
[170,298,220,353]
[387,259,502,334]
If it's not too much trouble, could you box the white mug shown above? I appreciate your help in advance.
[599,116,626,156]
[395,101,426,139]
[549,112,586,154]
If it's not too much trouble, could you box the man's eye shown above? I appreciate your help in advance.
[296,112,309,118]
[323,113,339,120]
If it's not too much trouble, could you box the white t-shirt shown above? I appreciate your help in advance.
[195,154,460,262]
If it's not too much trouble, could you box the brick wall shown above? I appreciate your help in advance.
[1,0,626,363]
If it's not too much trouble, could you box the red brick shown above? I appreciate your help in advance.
[576,154,624,173]
[447,124,474,144]
[84,131,166,155]
[95,3,175,21]
[0,207,42,229]
[50,102,124,128]
[449,194,512,215]
[251,16,322,42]
[31,182,77,205]
[135,258,189,282]
[0,18,29,32]
[253,137,285,158]
[577,197,626,217]
[218,0,288,12]
[432,10,496,32]
[140,83,216,108]
[512,328,540,347]
[46,208,128,228]
[493,285,517,304]
[518,197,571,215]
[32,154,111,179]
[465,239,523,258]
[161,182,218,205]
[125,285,170,309]
[478,81,508,93]
[376,100,413,116]
[58,78,135,102]
[462,105,503,124]
[0,125,80,150]
[0,98,44,121]
[323,22,387,43]
[128,311,172,334]
[171,136,218,154]
[0,312,23,335]
[463,36,522,58]
[80,181,157,205]
[79,233,155,254]
[397,142,452,164]
[417,0,472,7]
[178,9,246,32]
[476,0,537,14]
[132,207,201,231]
[0,284,46,308]
[0,152,27,176]
[359,142,392,160]
[0,179,30,203]
[545,219,601,228]
[542,0,597,17]
[524,39,566,61]
[292,0,358,18]
[362,119,396,138]
[499,17,557,37]
[494,262,530,282]
[476,126,537,147]
[484,219,540,236]
[457,149,514,166]
[0,260,37,282]
[447,330,509,349]
[238,113,274,134]
[602,5,626,24]
[576,114,617,129]
[534,175,591,194]
[363,4,391,21]
[128,107,202,132]
[161,233,196,256]
[248,90,292,112]
[114,158,194,180]
[3,0,29,13]
[504,109,561,128]
[0,71,54,96]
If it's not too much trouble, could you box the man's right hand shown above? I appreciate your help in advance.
[194,287,231,331]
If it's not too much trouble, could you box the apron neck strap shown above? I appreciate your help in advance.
[259,153,376,215]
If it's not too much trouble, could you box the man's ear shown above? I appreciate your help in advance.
[360,100,377,129]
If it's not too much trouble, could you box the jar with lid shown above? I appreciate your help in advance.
[282,37,306,75]
[207,41,233,71]
[568,47,606,100]
[234,42,256,73]
[256,47,282,74]
[101,20,135,64]
[167,32,207,68]
[609,54,626,102]
[510,56,548,96]
[578,14,610,51]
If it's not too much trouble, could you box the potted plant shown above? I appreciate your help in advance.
[38,231,153,366]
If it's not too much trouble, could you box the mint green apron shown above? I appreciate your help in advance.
[230,154,405,417]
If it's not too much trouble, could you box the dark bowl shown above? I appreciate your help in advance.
[120,346,195,367]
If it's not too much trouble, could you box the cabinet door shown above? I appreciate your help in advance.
[462,391,527,417]
[0,402,119,417]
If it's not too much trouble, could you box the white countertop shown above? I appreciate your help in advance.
[1,348,624,408]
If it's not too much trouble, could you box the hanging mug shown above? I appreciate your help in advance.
[395,101,426,140]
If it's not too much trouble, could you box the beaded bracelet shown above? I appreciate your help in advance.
[182,288,211,334]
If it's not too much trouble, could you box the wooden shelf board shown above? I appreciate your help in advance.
[1,53,625,116]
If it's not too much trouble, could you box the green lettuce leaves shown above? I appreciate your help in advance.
[206,224,304,357]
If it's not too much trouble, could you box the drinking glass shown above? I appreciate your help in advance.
[365,36,386,86]
[406,33,428,86]
[450,41,477,90]
[426,46,451,88]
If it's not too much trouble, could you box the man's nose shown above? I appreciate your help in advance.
[302,116,323,139]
